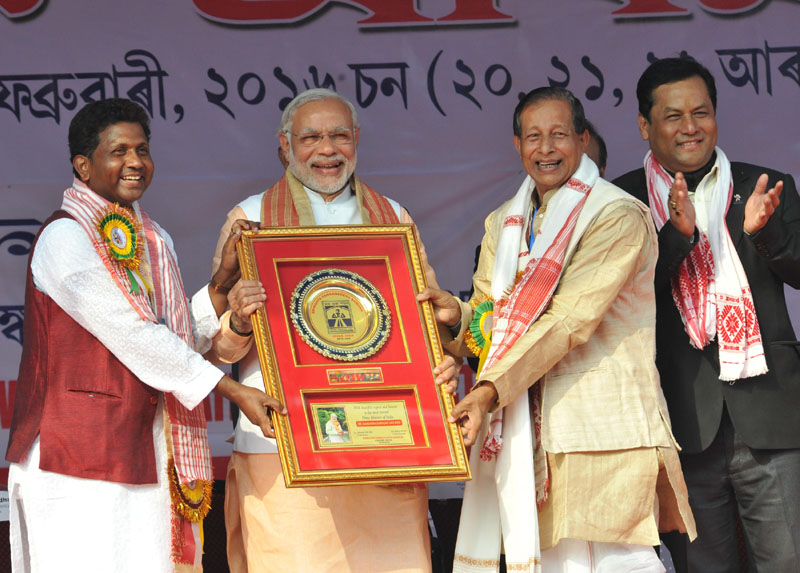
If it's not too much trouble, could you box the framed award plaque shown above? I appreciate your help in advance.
[236,224,471,487]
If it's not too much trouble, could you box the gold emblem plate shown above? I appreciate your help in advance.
[290,268,391,361]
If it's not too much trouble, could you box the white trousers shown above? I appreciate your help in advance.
[542,538,665,573]
[8,409,173,573]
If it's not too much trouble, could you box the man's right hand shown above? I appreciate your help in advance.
[212,219,261,291]
[668,172,696,240]
[448,383,498,446]
[215,376,286,438]
[228,279,267,335]
[417,287,462,328]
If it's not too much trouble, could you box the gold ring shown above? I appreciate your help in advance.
[669,199,678,210]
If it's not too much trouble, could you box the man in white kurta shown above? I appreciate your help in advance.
[9,211,221,572]
[7,99,278,573]
[199,89,445,572]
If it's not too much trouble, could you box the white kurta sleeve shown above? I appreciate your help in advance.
[31,218,223,410]
[189,283,219,355]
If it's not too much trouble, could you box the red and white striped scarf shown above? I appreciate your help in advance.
[644,149,767,381]
[481,154,598,389]
[62,180,213,479]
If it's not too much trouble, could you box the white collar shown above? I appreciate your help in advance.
[303,184,354,206]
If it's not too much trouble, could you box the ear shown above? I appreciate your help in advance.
[637,114,650,142]
[279,132,290,152]
[513,135,522,156]
[578,129,590,149]
[72,155,91,182]
[353,126,360,147]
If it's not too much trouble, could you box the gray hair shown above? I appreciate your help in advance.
[277,89,359,137]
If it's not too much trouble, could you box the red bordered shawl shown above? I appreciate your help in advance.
[644,149,766,381]
[261,170,399,226]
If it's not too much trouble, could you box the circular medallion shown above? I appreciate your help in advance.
[97,209,138,263]
[290,268,391,361]
[110,225,129,251]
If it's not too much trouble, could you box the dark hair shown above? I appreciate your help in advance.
[636,56,717,122]
[68,98,151,177]
[513,86,588,137]
[586,121,607,171]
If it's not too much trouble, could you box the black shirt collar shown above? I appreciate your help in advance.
[665,151,717,192]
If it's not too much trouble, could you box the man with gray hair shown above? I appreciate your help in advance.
[201,89,452,572]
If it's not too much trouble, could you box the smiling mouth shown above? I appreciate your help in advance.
[313,161,344,172]
[120,174,143,182]
[536,160,562,171]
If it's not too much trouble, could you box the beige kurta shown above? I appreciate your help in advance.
[206,172,435,572]
[449,179,696,550]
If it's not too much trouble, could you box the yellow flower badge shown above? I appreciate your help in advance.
[96,204,144,294]
[464,295,494,375]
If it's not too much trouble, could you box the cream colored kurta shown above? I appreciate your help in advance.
[202,173,434,572]
[449,179,696,550]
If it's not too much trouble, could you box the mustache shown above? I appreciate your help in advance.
[310,154,348,163]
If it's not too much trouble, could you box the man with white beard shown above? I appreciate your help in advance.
[200,89,454,572]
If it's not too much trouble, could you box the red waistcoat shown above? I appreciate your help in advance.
[6,211,160,484]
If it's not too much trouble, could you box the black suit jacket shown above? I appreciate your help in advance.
[614,162,800,453]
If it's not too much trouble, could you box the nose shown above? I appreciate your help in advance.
[125,149,144,167]
[539,135,555,153]
[680,115,698,134]
[317,134,338,154]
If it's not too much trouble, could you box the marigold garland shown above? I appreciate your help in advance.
[168,462,213,523]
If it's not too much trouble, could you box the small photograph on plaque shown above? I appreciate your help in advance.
[315,407,351,444]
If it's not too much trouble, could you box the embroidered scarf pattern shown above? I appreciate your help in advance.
[644,149,767,381]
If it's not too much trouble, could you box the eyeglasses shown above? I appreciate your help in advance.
[287,130,355,148]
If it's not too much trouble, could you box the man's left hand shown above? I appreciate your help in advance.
[744,174,783,235]
[448,383,498,446]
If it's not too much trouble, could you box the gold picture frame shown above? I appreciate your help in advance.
[237,224,471,487]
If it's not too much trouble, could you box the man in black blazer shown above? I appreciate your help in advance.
[614,57,800,572]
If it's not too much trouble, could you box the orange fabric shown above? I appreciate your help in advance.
[260,173,300,227]
[225,452,431,573]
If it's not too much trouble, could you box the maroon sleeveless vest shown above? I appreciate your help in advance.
[6,211,160,484]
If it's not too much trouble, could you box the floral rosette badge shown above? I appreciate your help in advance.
[96,204,145,294]
[464,296,494,375]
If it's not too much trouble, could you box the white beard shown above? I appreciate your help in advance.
[288,146,357,195]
